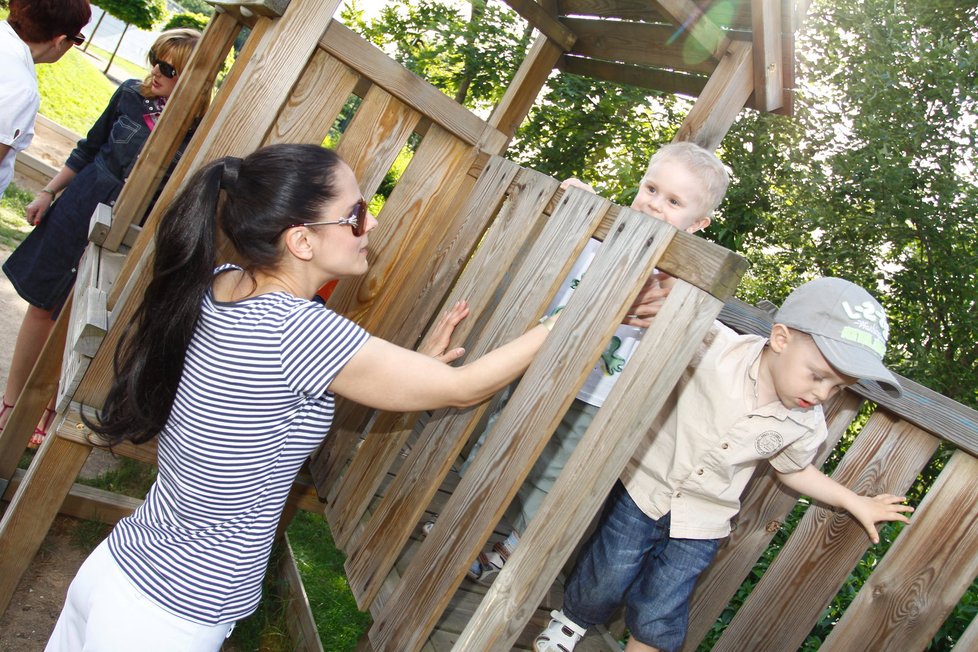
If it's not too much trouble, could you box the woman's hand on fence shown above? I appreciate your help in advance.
[25,192,54,226]
[419,300,469,364]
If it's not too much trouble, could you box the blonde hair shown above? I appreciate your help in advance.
[140,28,208,116]
[645,141,730,214]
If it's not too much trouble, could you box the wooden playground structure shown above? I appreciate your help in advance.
[2,0,978,650]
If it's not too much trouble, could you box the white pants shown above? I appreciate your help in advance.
[46,540,235,652]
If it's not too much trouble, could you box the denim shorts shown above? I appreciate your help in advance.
[562,481,719,652]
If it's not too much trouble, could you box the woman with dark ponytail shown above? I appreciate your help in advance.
[48,143,556,651]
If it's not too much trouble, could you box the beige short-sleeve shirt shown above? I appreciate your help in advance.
[621,323,827,540]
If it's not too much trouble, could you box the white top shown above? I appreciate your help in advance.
[109,270,369,624]
[0,21,39,196]
[545,238,645,407]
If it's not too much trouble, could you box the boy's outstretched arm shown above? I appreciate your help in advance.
[775,465,914,543]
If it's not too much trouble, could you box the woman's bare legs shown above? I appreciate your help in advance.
[0,304,56,431]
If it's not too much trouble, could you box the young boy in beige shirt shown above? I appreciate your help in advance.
[535,277,913,652]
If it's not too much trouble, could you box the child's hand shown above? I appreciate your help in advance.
[418,300,469,363]
[623,272,673,327]
[848,493,914,544]
[560,177,596,194]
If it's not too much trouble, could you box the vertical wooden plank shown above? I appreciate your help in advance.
[335,85,422,198]
[682,390,865,649]
[265,49,361,146]
[311,127,480,493]
[821,450,978,651]
[367,212,679,652]
[345,189,611,612]
[673,41,753,151]
[711,412,940,652]
[751,0,783,112]
[326,125,476,327]
[456,284,728,651]
[325,158,523,548]
[103,11,241,251]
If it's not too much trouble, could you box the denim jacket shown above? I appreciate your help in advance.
[65,79,193,183]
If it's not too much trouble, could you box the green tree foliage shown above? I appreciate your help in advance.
[176,0,214,16]
[342,0,976,406]
[164,11,209,31]
[92,0,167,30]
[342,0,530,114]
[734,0,978,408]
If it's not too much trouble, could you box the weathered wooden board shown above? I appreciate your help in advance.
[709,412,940,651]
[821,450,978,650]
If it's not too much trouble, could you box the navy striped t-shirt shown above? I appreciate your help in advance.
[108,272,369,624]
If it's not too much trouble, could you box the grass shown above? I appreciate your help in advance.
[82,41,150,79]
[36,48,117,135]
[0,184,32,249]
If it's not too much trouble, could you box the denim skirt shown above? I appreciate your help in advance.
[2,162,122,314]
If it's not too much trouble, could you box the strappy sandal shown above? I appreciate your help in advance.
[0,396,13,433]
[28,407,56,449]
[534,610,586,652]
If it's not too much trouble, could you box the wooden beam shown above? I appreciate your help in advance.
[497,0,577,51]
[565,16,718,75]
[559,0,753,30]
[2,469,143,525]
[652,0,731,61]
[674,40,753,150]
[561,54,708,97]
[318,21,503,148]
[489,34,565,141]
[751,0,783,111]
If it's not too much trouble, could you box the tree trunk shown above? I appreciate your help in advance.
[83,9,107,52]
[104,22,130,76]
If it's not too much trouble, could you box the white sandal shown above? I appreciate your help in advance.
[534,610,586,652]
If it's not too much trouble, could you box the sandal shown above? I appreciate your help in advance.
[0,396,13,433]
[28,407,56,449]
[534,610,586,652]
[422,520,501,583]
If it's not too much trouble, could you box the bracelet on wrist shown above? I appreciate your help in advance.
[539,314,558,331]
[40,188,56,198]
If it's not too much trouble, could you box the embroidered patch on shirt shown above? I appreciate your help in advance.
[755,430,784,456]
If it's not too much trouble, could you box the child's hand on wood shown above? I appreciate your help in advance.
[848,493,914,544]
[624,271,673,327]
[418,300,469,363]
[560,177,596,194]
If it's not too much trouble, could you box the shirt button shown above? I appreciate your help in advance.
[721,443,729,449]
[697,468,704,475]
[675,491,682,498]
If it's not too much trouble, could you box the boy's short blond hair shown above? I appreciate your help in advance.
[646,141,730,214]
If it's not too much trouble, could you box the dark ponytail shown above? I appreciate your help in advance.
[87,144,345,444]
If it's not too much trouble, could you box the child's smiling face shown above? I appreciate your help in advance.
[631,159,712,233]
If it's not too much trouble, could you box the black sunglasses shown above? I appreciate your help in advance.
[280,198,369,238]
[69,33,85,47]
[149,52,178,79]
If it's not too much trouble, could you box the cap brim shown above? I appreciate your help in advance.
[811,334,904,398]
